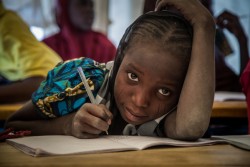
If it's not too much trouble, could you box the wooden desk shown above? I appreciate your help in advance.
[212,101,247,118]
[0,142,249,167]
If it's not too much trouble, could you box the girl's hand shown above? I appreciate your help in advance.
[155,0,215,29]
[70,103,113,138]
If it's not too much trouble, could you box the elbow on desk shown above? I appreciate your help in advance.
[4,120,14,129]
[4,114,19,130]
[3,100,37,131]
[167,121,209,141]
[175,128,207,141]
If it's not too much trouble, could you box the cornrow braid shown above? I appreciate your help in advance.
[127,15,192,63]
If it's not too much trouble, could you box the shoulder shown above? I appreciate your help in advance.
[92,31,108,38]
[42,32,62,44]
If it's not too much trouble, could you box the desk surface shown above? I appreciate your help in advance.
[0,142,249,167]
[212,101,247,118]
[0,101,247,120]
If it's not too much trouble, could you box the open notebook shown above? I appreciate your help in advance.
[211,135,250,150]
[5,135,225,157]
[6,135,250,157]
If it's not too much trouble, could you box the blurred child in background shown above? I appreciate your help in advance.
[43,0,116,63]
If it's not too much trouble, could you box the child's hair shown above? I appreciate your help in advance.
[109,10,193,119]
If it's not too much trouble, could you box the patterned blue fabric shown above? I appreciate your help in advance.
[32,57,106,118]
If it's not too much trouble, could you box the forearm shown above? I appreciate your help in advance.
[5,101,75,136]
[5,114,75,136]
[167,20,216,140]
[6,116,73,135]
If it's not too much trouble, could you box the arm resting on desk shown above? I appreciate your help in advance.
[4,100,75,136]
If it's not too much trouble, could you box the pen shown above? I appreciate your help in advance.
[77,67,109,135]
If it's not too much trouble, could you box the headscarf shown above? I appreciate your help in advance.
[43,0,116,63]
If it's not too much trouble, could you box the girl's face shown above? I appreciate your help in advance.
[114,41,186,125]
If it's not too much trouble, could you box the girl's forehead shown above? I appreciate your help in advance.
[126,40,174,62]
[122,42,185,82]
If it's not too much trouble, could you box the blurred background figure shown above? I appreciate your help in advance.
[199,0,249,135]
[200,0,249,92]
[0,1,62,104]
[200,0,249,135]
[42,0,116,63]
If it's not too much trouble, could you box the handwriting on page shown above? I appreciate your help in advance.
[105,135,222,150]
[106,135,174,149]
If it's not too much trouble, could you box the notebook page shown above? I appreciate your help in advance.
[7,135,136,156]
[211,135,250,151]
[107,135,222,150]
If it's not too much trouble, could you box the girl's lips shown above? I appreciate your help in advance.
[126,107,147,117]
[124,107,147,123]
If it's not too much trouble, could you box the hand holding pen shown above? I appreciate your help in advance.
[69,67,112,139]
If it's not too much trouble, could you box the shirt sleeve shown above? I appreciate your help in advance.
[31,58,105,118]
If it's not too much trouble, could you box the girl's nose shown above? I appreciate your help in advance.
[132,89,150,108]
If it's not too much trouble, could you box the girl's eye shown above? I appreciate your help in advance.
[158,88,171,96]
[128,72,138,82]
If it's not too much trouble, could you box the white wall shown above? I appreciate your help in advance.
[108,0,144,47]
[92,0,109,34]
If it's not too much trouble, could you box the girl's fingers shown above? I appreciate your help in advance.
[155,0,169,11]
[77,112,110,132]
[98,104,113,123]
[81,103,112,122]
[72,103,111,136]
[155,0,183,11]
[154,0,214,28]
[73,131,99,139]
[72,113,105,139]
[73,120,102,135]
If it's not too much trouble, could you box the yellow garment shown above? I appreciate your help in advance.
[0,3,62,81]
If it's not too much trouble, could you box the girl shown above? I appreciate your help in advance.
[5,0,215,140]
